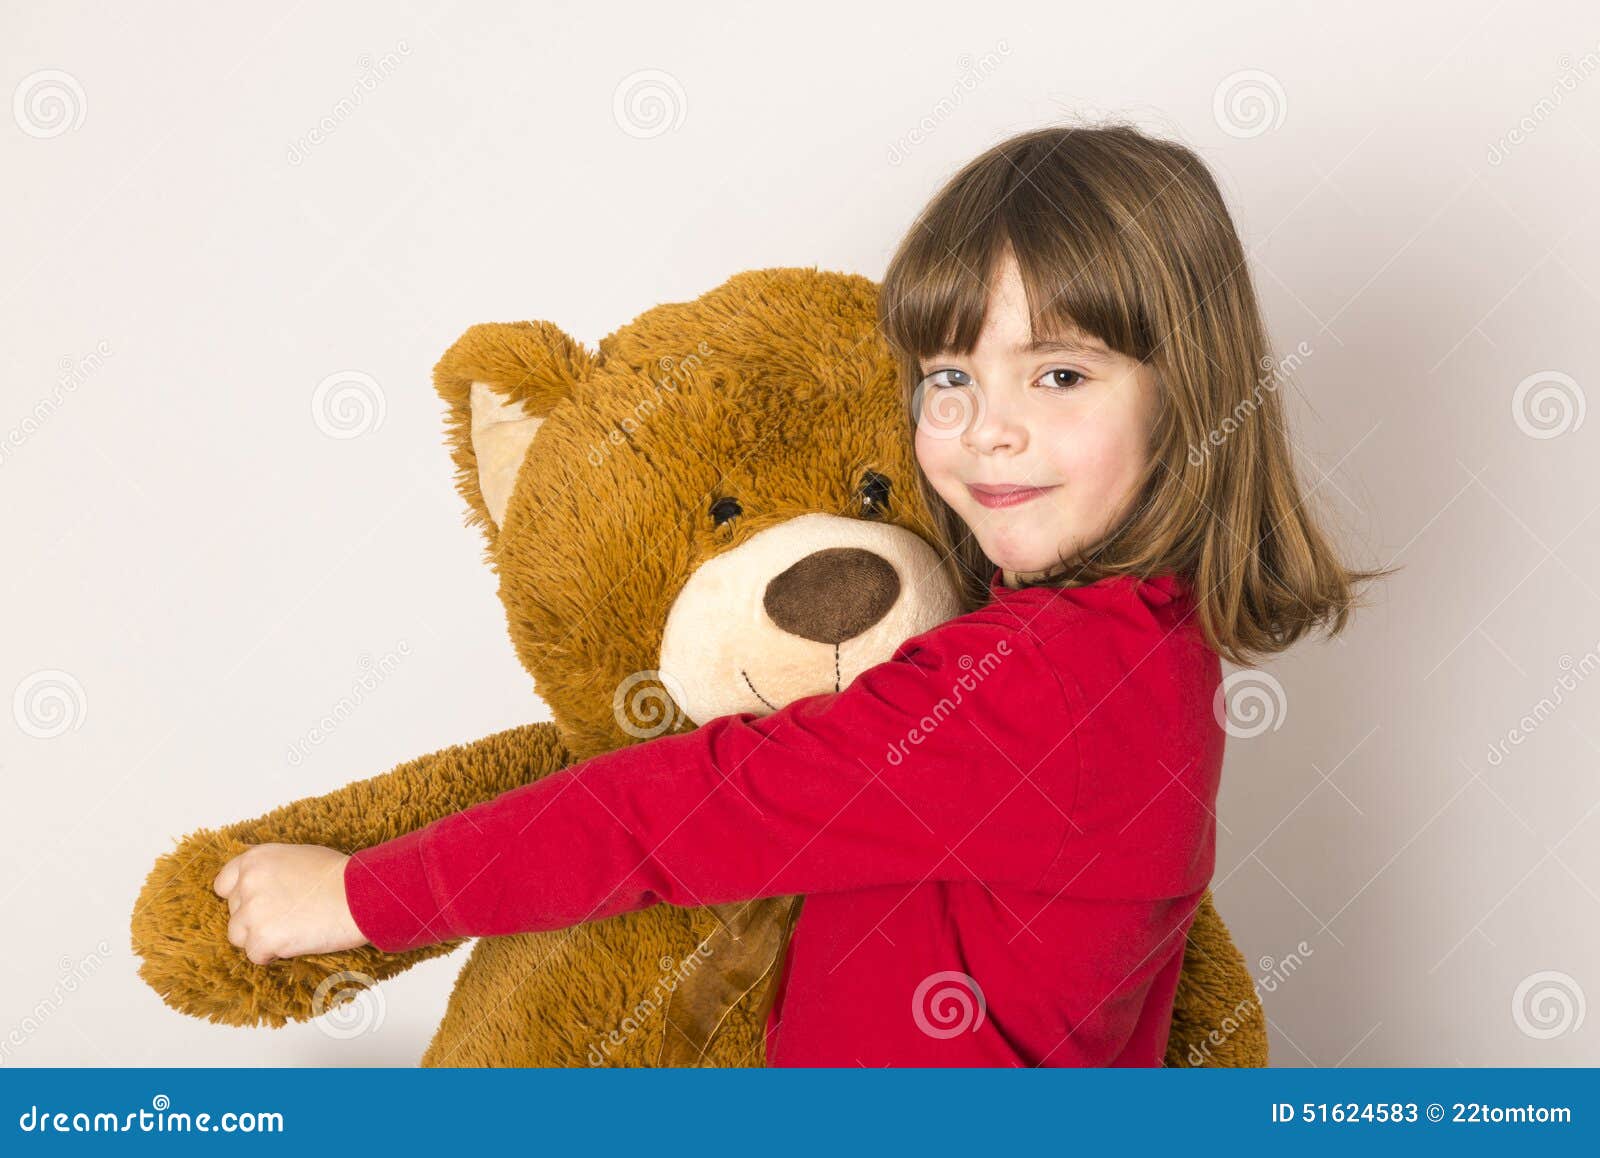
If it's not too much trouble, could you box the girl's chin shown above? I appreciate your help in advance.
[983,549,1061,575]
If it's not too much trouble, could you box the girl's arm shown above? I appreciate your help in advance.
[345,613,1218,954]
[349,617,1066,951]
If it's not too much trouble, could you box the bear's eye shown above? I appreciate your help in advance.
[857,471,892,517]
[710,496,743,526]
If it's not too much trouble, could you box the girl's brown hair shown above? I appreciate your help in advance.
[880,122,1387,667]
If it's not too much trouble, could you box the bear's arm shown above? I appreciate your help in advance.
[129,721,570,1028]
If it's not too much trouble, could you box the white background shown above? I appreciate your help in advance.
[2,0,1597,1066]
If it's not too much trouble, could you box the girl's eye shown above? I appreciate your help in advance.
[918,368,972,390]
[1038,367,1086,391]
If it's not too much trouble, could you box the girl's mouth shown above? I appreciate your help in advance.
[966,483,1060,509]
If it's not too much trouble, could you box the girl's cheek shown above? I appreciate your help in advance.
[913,426,953,479]
[1040,416,1099,484]
[1063,407,1145,481]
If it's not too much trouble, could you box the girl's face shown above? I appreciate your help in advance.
[913,253,1160,585]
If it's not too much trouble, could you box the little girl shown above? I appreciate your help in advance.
[212,123,1375,1066]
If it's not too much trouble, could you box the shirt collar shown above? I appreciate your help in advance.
[988,565,1189,608]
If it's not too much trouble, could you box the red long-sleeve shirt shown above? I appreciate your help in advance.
[344,567,1224,1067]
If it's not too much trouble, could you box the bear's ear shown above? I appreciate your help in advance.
[434,321,595,540]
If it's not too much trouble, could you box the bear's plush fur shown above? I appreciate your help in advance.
[130,268,1267,1067]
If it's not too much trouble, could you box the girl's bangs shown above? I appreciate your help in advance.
[879,212,1008,364]
[882,185,1153,367]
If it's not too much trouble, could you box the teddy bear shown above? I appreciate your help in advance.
[130,267,1268,1067]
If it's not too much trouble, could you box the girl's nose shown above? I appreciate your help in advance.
[961,385,1028,455]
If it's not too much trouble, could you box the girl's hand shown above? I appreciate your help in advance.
[212,843,368,965]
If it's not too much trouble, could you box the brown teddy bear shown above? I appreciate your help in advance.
[130,268,1268,1067]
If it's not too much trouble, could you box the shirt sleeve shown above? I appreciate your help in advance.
[344,616,1082,953]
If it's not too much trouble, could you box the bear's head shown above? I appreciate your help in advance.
[433,268,964,761]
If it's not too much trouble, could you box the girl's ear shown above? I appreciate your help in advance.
[433,321,596,544]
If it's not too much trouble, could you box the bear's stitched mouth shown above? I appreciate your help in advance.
[739,670,780,712]
[740,645,843,712]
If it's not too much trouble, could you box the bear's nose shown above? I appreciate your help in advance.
[763,548,901,645]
